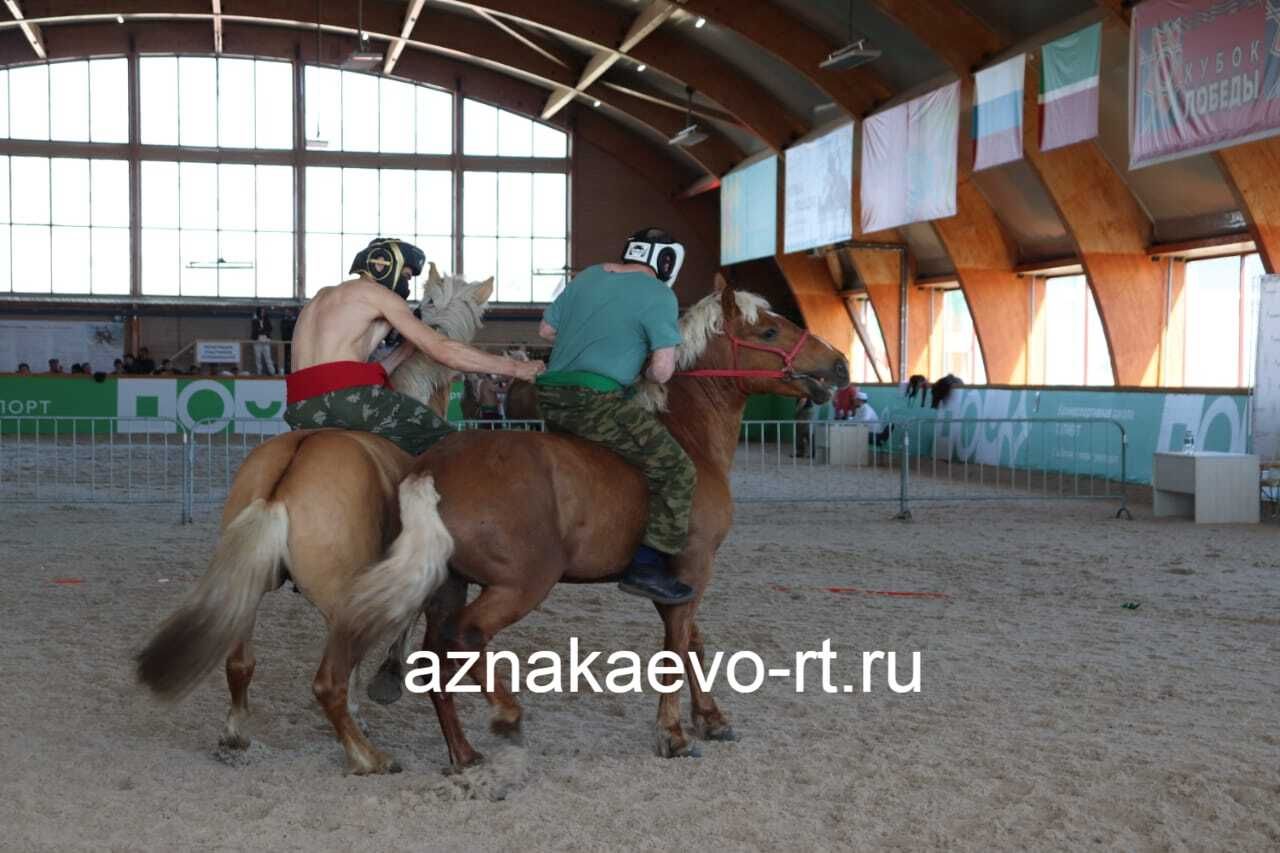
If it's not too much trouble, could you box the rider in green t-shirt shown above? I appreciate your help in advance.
[536,228,696,605]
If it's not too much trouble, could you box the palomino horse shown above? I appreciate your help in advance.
[321,278,849,773]
[135,266,492,753]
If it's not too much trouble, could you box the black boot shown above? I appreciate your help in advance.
[619,546,695,605]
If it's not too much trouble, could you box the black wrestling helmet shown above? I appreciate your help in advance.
[350,238,427,299]
[621,228,685,287]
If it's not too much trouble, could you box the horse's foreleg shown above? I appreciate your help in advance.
[654,603,697,758]
[219,638,256,750]
[687,622,735,741]
[313,640,400,775]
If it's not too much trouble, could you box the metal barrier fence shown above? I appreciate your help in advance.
[0,415,1129,522]
[183,419,548,519]
[0,416,187,513]
[732,417,1129,519]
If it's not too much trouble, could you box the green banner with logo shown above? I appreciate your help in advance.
[0,376,468,435]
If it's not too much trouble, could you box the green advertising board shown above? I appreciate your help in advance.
[0,376,468,435]
[0,377,1253,484]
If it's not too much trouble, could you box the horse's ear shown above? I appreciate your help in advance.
[427,262,443,289]
[713,272,729,293]
[719,279,739,320]
[472,277,495,304]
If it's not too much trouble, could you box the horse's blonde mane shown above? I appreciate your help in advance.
[634,289,769,412]
[389,273,488,404]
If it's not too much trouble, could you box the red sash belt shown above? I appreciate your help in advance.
[286,361,390,405]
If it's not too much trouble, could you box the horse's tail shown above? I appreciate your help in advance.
[331,474,453,665]
[136,498,288,699]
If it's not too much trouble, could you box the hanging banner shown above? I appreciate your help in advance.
[1041,23,1102,152]
[720,155,778,265]
[784,122,854,253]
[1130,0,1280,169]
[974,54,1026,170]
[860,81,959,234]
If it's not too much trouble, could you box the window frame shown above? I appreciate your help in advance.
[0,54,572,304]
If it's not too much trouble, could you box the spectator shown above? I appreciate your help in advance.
[850,390,878,423]
[69,363,85,374]
[156,358,172,374]
[834,384,858,420]
[16,362,30,375]
[112,358,124,374]
[81,361,93,375]
[251,307,276,375]
[281,307,298,373]
[136,347,156,374]
[47,358,63,374]
[794,397,815,458]
[122,354,138,374]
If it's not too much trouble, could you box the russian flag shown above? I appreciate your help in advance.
[973,54,1025,171]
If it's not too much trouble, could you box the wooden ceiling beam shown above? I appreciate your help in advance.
[382,0,426,75]
[3,0,46,58]
[441,0,809,151]
[678,0,889,116]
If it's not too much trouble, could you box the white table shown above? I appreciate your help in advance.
[1152,452,1260,524]
[819,422,870,466]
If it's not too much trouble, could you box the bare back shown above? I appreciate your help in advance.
[291,278,395,371]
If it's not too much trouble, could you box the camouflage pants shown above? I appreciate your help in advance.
[536,384,696,555]
[283,384,453,456]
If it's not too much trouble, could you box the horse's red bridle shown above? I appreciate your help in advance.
[676,328,811,395]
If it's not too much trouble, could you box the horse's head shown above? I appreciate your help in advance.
[418,262,493,341]
[677,275,849,404]
[391,262,494,408]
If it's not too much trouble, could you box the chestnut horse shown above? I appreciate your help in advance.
[320,279,849,773]
[135,267,492,751]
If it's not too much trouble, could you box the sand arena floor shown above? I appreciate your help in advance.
[1,495,1277,851]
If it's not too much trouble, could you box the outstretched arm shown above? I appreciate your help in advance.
[539,320,557,341]
[646,347,676,384]
[371,285,544,381]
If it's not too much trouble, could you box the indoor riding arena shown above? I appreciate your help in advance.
[1,2,1278,851]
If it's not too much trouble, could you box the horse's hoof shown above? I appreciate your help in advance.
[444,752,485,774]
[366,670,403,706]
[217,732,251,751]
[350,752,401,776]
[490,715,523,742]
[656,729,700,759]
[705,724,737,742]
[667,743,701,759]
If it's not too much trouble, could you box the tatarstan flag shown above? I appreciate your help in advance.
[1039,22,1101,151]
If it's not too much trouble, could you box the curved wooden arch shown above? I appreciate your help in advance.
[681,0,1018,381]
[3,1,746,180]
[445,0,810,152]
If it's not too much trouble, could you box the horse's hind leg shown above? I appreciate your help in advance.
[687,622,735,741]
[423,574,483,768]
[219,638,256,750]
[313,642,400,775]
[430,576,556,768]
[366,622,416,706]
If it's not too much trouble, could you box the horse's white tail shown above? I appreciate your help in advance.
[136,499,288,699]
[337,474,454,663]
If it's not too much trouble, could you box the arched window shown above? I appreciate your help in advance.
[848,296,890,383]
[938,288,987,384]
[1182,252,1264,387]
[0,57,570,304]
[1042,275,1113,386]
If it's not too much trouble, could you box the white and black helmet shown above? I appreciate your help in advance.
[621,227,685,288]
